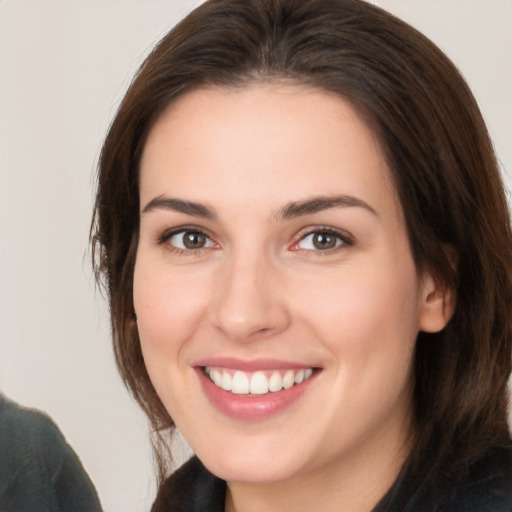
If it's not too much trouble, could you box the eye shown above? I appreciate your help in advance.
[162,229,216,251]
[294,229,352,252]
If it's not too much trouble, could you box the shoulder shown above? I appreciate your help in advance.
[444,444,512,512]
[408,444,512,512]
[0,394,103,511]
[0,394,68,471]
[375,443,512,512]
[151,456,226,512]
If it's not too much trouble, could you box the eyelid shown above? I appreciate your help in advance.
[290,226,354,252]
[155,224,353,255]
[156,225,219,252]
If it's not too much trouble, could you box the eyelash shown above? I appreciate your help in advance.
[156,226,217,256]
[291,227,354,254]
[156,226,354,256]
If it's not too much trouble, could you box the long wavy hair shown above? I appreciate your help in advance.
[91,0,512,505]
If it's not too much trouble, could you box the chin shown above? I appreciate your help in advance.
[196,444,308,484]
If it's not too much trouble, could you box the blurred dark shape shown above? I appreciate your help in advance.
[0,394,102,512]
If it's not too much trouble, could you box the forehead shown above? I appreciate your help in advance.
[139,84,400,220]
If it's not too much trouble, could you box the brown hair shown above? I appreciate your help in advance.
[91,0,512,501]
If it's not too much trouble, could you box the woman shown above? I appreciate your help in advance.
[91,0,512,510]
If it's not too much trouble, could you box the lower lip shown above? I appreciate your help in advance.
[196,368,318,421]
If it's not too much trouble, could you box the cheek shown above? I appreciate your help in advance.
[293,255,421,374]
[133,259,212,418]
[296,257,420,437]
[133,260,211,357]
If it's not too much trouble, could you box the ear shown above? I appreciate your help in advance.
[418,271,456,333]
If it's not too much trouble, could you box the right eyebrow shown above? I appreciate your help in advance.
[141,195,217,219]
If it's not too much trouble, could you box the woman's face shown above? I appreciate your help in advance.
[134,84,446,487]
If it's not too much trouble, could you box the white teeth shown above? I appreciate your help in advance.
[221,372,232,391]
[268,372,283,392]
[206,367,315,395]
[211,368,222,387]
[282,370,295,389]
[231,371,250,394]
[250,372,268,395]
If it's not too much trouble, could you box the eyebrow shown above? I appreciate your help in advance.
[141,194,377,220]
[277,195,378,219]
[142,196,217,219]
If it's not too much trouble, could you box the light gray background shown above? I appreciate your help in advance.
[1,1,511,511]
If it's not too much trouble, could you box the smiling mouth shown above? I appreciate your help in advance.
[203,366,316,396]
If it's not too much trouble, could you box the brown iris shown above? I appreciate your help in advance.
[312,232,338,250]
[183,231,208,249]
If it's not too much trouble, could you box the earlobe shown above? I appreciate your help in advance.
[418,273,456,333]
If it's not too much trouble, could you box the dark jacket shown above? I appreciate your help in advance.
[151,446,512,512]
[0,394,103,512]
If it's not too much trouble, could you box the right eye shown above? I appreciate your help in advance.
[161,229,216,251]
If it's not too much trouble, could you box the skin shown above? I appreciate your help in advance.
[134,84,452,512]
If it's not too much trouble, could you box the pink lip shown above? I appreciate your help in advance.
[195,362,319,421]
[192,356,315,372]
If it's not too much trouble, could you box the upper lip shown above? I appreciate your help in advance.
[191,356,319,372]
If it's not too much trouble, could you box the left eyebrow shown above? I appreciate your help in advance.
[277,195,378,220]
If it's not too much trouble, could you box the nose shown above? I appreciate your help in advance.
[209,252,290,342]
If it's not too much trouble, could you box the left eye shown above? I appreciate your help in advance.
[168,230,215,250]
[296,231,345,251]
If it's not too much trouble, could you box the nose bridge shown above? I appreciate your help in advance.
[210,243,289,341]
